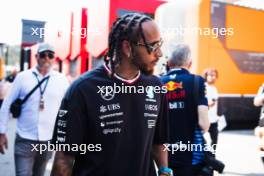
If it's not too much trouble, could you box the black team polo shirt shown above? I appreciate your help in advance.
[52,64,169,176]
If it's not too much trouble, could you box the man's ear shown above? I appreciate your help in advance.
[35,53,39,59]
[188,60,192,69]
[121,40,132,58]
[167,60,174,68]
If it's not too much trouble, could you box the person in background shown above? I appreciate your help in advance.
[161,44,210,176]
[0,69,15,108]
[254,83,264,164]
[0,78,8,108]
[5,68,18,83]
[203,68,219,152]
[0,43,69,176]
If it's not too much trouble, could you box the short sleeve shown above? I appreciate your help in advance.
[52,85,87,155]
[257,84,264,96]
[153,92,169,144]
[213,87,219,100]
[206,85,218,101]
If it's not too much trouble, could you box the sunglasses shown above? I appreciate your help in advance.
[39,52,54,59]
[133,38,163,53]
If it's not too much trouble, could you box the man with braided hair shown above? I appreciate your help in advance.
[51,13,172,176]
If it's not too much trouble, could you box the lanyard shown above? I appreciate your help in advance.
[32,72,50,98]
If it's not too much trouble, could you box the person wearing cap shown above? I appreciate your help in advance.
[0,43,69,176]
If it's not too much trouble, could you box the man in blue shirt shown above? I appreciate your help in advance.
[161,44,210,176]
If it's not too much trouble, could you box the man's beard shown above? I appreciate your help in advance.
[37,62,52,73]
[131,51,154,76]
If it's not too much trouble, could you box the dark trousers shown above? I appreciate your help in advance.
[14,134,53,176]
[172,164,203,176]
[209,122,218,151]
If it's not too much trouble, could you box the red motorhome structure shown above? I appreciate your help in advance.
[21,0,165,76]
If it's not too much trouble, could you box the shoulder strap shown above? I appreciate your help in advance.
[21,76,50,104]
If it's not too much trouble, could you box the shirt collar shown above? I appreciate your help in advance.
[167,67,190,75]
[103,63,141,84]
[32,67,54,77]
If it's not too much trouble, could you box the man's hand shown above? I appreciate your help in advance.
[208,99,216,108]
[0,133,8,154]
[152,144,168,168]
[254,92,264,107]
[51,151,75,176]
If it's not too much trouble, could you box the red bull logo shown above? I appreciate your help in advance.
[165,81,183,91]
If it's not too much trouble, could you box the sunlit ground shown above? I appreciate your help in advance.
[1,119,263,176]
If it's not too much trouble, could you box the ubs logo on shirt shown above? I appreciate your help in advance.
[107,103,120,111]
[100,106,107,113]
[99,103,121,113]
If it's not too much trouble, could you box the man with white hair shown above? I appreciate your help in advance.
[0,43,69,176]
[161,44,210,176]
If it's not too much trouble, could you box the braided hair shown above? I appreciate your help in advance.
[105,13,152,76]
